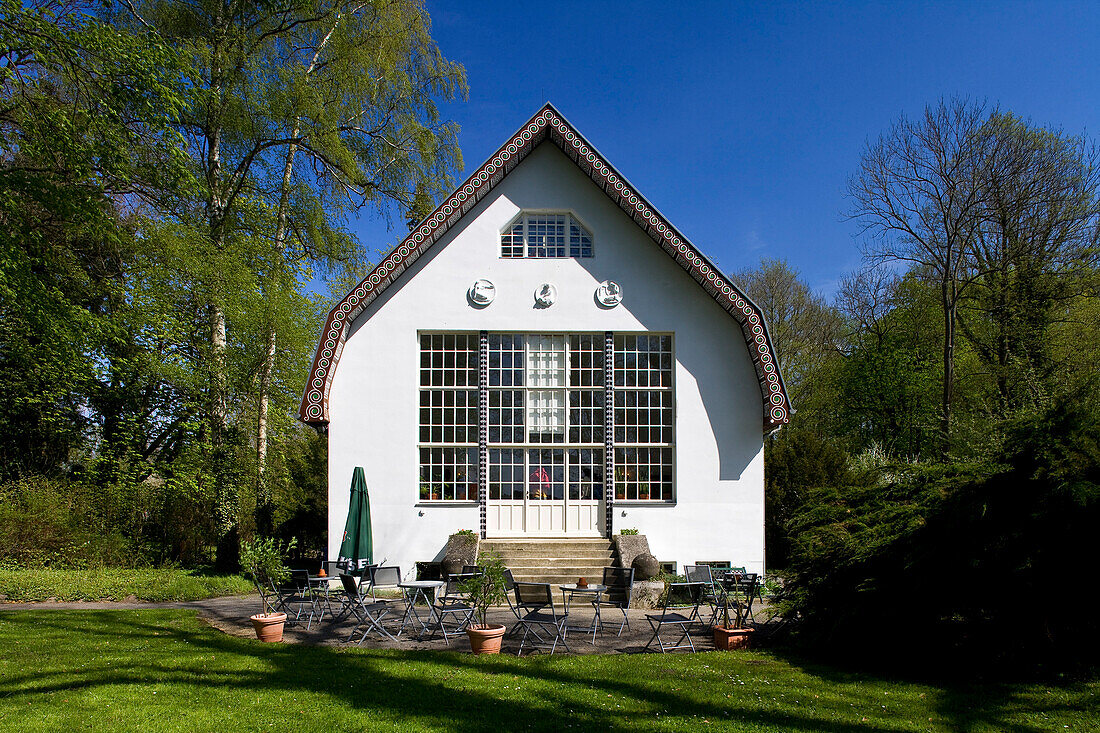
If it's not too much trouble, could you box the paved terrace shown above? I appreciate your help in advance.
[1,595,775,654]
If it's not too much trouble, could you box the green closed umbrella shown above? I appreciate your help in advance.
[337,467,373,571]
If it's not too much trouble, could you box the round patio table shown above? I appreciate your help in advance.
[558,584,607,643]
[397,580,445,639]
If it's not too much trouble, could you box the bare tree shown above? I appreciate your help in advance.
[848,98,991,453]
[735,258,842,409]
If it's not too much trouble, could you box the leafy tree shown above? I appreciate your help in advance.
[0,0,188,478]
[138,0,466,567]
[848,98,990,453]
[735,258,843,413]
[960,113,1100,416]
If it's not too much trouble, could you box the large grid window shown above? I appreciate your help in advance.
[419,334,478,502]
[613,334,674,502]
[419,332,672,506]
[500,214,593,258]
[485,334,604,502]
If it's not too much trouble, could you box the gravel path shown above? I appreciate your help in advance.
[1,594,775,654]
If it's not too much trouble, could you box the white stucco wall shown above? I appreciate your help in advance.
[326,143,765,578]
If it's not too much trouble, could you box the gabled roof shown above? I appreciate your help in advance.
[299,103,792,433]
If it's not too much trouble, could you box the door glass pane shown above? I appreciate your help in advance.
[527,449,564,500]
[568,449,604,500]
[488,448,524,500]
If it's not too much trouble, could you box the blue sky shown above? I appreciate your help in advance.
[349,1,1100,298]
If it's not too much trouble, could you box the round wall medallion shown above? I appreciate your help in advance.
[468,279,496,306]
[596,280,623,307]
[534,283,557,308]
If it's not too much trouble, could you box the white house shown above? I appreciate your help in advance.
[299,104,790,578]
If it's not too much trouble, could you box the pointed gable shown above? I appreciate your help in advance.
[299,104,792,432]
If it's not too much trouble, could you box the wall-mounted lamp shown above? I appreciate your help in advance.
[418,510,424,517]
[621,510,627,517]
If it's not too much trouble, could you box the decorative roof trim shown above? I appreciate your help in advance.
[299,103,792,432]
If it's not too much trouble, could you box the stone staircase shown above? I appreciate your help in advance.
[480,538,616,585]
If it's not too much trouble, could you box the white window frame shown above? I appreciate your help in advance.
[499,212,594,259]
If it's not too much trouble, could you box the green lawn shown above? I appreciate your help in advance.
[0,611,1095,732]
[0,568,253,602]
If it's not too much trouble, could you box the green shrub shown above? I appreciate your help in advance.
[619,528,639,535]
[0,476,136,568]
[780,391,1100,672]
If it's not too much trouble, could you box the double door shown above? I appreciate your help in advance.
[485,447,603,537]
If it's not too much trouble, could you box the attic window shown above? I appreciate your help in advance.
[501,214,593,258]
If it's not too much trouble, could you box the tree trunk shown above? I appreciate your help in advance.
[255,325,277,536]
[940,278,956,457]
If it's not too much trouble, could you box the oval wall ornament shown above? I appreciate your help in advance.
[534,283,557,308]
[595,280,623,308]
[468,279,496,307]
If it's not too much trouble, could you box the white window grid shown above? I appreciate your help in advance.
[487,333,524,387]
[613,334,673,388]
[613,334,674,502]
[527,448,565,501]
[568,448,604,500]
[484,335,605,502]
[419,333,478,503]
[613,447,674,502]
[419,389,477,444]
[487,389,524,444]
[418,332,674,504]
[613,389,674,444]
[499,214,594,258]
[420,333,478,388]
[419,447,478,502]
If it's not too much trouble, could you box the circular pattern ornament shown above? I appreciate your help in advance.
[468,279,496,307]
[595,280,624,308]
[534,283,557,308]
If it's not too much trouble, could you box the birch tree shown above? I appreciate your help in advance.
[141,0,465,566]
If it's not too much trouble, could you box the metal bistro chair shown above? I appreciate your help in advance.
[724,571,760,624]
[339,573,398,644]
[254,574,309,626]
[501,568,524,636]
[513,582,571,655]
[282,569,318,627]
[685,565,722,626]
[591,566,635,637]
[431,573,477,645]
[366,565,402,600]
[644,582,705,653]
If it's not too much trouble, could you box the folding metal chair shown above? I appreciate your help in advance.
[513,582,570,655]
[644,582,705,653]
[365,565,402,600]
[685,565,721,625]
[265,570,313,627]
[725,572,759,623]
[498,568,525,636]
[431,574,476,644]
[591,567,634,636]
[339,573,398,644]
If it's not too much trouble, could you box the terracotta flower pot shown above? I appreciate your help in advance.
[251,612,287,642]
[712,626,752,650]
[466,623,506,655]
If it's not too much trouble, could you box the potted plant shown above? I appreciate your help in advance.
[460,553,509,654]
[712,579,753,650]
[241,536,296,642]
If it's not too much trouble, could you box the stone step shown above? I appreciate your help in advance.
[482,538,617,587]
[509,572,611,585]
[495,554,616,563]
